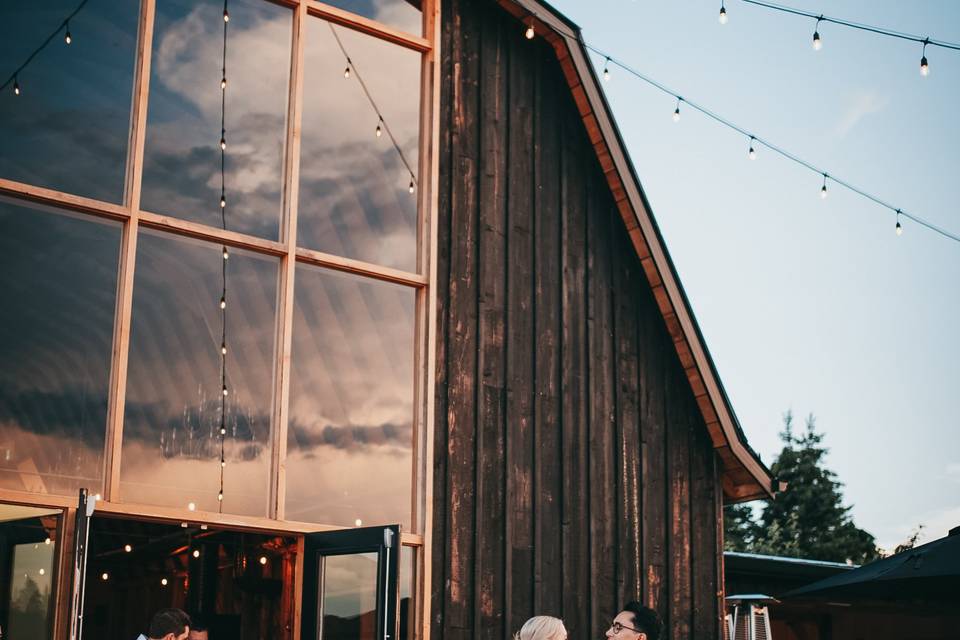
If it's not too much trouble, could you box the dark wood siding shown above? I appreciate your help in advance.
[432,1,722,638]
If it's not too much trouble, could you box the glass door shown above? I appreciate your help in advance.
[301,525,400,640]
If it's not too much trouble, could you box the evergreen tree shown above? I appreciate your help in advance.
[723,411,880,565]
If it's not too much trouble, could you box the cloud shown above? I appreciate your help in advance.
[833,91,889,138]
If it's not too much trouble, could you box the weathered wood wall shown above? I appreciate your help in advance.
[432,1,723,638]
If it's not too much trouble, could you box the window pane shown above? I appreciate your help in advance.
[0,1,139,202]
[322,552,379,640]
[0,504,61,640]
[317,0,421,35]
[286,267,415,529]
[121,231,277,516]
[141,0,291,239]
[0,199,120,497]
[299,20,420,272]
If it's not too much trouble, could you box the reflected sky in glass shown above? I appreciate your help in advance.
[287,267,414,529]
[141,0,291,239]
[299,20,420,272]
[319,0,421,35]
[0,0,139,202]
[121,230,278,516]
[0,200,120,496]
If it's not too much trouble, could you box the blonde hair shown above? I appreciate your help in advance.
[513,616,567,640]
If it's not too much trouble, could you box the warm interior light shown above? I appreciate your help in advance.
[161,578,168,586]
[101,572,109,581]
[193,549,200,558]
[259,556,268,565]
[525,24,535,40]
[124,544,132,553]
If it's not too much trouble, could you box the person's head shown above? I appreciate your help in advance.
[605,602,661,640]
[147,608,191,640]
[187,612,209,640]
[514,616,567,640]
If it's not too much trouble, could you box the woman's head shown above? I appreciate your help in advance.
[514,615,567,640]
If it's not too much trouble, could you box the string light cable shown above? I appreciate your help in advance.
[737,0,960,73]
[217,0,230,513]
[1,0,91,94]
[583,43,960,244]
[328,23,418,194]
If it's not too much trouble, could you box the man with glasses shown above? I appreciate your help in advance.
[605,601,662,640]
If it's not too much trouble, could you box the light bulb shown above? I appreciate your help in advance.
[220,195,226,208]
[161,578,168,586]
[221,459,226,467]
[221,77,227,89]
[344,66,350,79]
[13,78,20,95]
[220,137,226,150]
[188,502,196,511]
[355,519,363,526]
[896,220,902,235]
[220,427,226,435]
[222,247,229,260]
[223,10,229,22]
[39,568,45,575]
[375,124,382,138]
[259,556,267,565]
[65,29,72,45]
[813,31,821,50]
[101,572,109,581]
[222,385,228,396]
[409,180,415,194]
[672,107,680,122]
[193,549,200,558]
[220,296,226,309]
[218,492,223,501]
[719,5,728,24]
[525,24,534,40]
[603,67,610,82]
[124,544,132,553]
[44,537,51,545]
[920,56,929,76]
[821,184,828,199]
[221,342,227,355]
[748,145,756,160]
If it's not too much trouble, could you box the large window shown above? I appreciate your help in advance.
[0,0,431,530]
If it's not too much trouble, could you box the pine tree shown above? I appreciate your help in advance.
[723,411,880,565]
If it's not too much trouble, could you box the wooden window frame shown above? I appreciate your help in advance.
[0,0,439,636]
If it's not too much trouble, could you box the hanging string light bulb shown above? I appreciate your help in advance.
[603,57,611,81]
[344,65,351,79]
[13,76,20,95]
[748,136,757,160]
[672,97,682,122]
[408,177,415,194]
[920,38,930,76]
[812,16,823,50]
[217,0,230,515]
[375,116,383,138]
[820,174,828,199]
[64,21,72,45]
[525,22,535,39]
[719,1,728,24]
[895,210,903,235]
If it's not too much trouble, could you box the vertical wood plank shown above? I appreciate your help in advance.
[612,218,642,607]
[475,8,508,640]
[440,0,481,637]
[559,89,590,640]
[532,55,563,619]
[639,282,667,622]
[690,408,719,639]
[505,18,536,638]
[587,176,618,637]
[667,365,693,640]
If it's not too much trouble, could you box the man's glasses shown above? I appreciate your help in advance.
[609,621,642,635]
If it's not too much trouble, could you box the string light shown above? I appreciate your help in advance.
[740,0,960,73]
[525,23,535,40]
[161,578,168,586]
[812,16,823,50]
[672,97,681,122]
[188,502,196,511]
[124,544,132,552]
[327,24,418,197]
[344,65,351,79]
[259,556,268,565]
[193,549,201,558]
[587,43,960,245]
[0,0,91,96]
[748,136,757,160]
[719,1,728,24]
[217,0,230,514]
[603,57,611,81]
[896,210,903,236]
[920,39,929,76]
[820,174,828,199]
[101,573,109,581]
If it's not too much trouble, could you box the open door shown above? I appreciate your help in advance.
[301,525,400,640]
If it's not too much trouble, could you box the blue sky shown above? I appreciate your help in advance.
[548,0,960,550]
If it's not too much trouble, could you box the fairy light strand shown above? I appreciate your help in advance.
[739,0,960,52]
[0,0,91,94]
[218,0,230,513]
[327,23,418,192]
[583,43,960,244]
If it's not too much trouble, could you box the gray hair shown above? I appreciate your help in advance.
[514,616,567,640]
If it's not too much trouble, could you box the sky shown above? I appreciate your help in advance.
[546,0,960,551]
